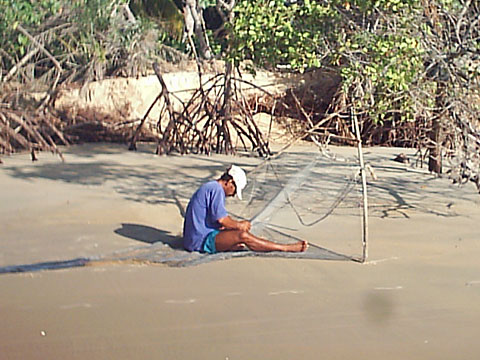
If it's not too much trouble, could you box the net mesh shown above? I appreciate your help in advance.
[227,148,364,258]
[0,147,365,274]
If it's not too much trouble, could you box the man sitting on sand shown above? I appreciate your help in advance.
[183,165,308,254]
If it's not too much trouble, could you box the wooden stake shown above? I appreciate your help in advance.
[352,110,369,263]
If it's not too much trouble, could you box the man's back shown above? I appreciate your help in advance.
[183,180,227,251]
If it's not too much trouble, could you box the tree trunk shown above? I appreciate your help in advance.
[183,0,212,59]
[219,60,233,154]
[428,82,444,174]
[217,1,236,154]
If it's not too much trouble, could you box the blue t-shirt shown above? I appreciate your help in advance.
[183,181,228,252]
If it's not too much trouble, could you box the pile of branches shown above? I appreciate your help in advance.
[129,62,272,157]
[0,0,189,162]
[0,82,159,162]
[339,0,480,190]
[1,2,184,93]
[0,106,68,163]
[248,66,480,194]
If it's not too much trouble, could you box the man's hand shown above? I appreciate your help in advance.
[237,220,251,232]
[218,216,251,232]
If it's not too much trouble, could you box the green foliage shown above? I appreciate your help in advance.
[338,0,417,13]
[1,0,477,134]
[226,0,476,127]
[0,0,187,83]
[228,0,428,122]
[228,0,337,71]
[0,0,62,57]
[337,24,425,121]
[333,0,478,126]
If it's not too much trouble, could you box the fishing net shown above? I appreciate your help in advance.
[0,146,366,274]
[227,148,365,260]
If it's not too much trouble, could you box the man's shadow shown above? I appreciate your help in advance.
[114,223,184,250]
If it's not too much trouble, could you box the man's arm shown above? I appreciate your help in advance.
[218,216,251,232]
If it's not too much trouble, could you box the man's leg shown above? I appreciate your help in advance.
[215,230,308,252]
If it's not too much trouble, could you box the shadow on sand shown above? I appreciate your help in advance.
[0,223,184,274]
[114,223,183,249]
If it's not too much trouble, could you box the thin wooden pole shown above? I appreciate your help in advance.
[352,109,369,263]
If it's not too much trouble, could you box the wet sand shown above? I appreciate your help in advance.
[1,143,480,359]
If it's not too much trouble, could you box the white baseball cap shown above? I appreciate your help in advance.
[228,165,247,200]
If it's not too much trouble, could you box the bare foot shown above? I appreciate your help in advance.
[284,240,308,252]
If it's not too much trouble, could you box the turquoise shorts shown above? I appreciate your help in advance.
[202,230,220,254]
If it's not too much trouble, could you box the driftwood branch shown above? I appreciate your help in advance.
[3,48,40,83]
[14,23,62,109]
[129,94,162,151]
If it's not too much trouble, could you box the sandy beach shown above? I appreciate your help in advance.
[1,142,480,359]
